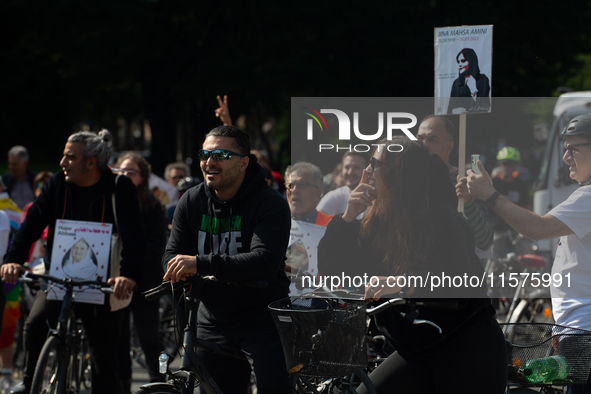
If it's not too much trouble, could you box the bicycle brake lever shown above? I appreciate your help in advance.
[412,319,442,334]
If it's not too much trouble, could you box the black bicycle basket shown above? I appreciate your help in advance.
[503,323,591,385]
[269,297,367,378]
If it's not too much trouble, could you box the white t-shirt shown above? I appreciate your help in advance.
[317,186,351,216]
[548,185,591,329]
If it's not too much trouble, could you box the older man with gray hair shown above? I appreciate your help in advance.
[2,146,37,210]
[286,162,332,226]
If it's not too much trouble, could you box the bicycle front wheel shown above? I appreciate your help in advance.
[30,336,67,394]
[132,383,183,394]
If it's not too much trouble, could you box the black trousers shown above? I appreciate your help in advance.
[23,289,124,394]
[358,315,508,394]
[196,312,293,394]
[117,291,164,385]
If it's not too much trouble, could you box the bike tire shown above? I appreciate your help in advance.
[508,298,554,325]
[292,371,377,394]
[132,383,183,394]
[30,336,67,394]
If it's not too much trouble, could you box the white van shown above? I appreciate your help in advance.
[533,92,591,257]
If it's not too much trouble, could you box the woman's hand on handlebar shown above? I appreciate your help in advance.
[108,276,136,300]
[365,276,402,301]
[1,263,27,284]
[164,254,197,283]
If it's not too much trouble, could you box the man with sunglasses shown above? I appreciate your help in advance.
[467,114,591,393]
[162,126,292,393]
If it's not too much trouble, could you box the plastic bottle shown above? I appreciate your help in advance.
[523,355,570,383]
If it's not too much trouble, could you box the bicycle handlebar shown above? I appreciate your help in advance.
[142,275,269,301]
[19,271,114,294]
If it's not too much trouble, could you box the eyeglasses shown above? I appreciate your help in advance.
[285,181,319,191]
[113,168,139,176]
[370,157,385,172]
[198,149,245,162]
[564,142,591,156]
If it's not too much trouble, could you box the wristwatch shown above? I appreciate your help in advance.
[484,191,501,209]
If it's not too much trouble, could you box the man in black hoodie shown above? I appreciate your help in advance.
[163,126,292,393]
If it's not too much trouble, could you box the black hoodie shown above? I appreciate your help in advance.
[162,162,291,325]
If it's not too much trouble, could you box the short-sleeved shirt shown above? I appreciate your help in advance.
[316,185,351,216]
[547,185,591,329]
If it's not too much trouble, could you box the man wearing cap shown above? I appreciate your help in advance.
[489,147,531,258]
[467,115,591,393]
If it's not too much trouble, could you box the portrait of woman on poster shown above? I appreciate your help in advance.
[61,238,98,279]
[286,239,309,272]
[447,48,491,114]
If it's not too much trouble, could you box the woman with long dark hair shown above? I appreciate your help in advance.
[114,152,167,392]
[447,48,491,114]
[318,138,506,393]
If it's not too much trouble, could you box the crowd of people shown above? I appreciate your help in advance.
[1,96,591,394]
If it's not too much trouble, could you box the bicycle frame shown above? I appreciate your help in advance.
[21,272,112,394]
[136,282,251,394]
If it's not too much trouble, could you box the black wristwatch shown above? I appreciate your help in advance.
[484,191,501,209]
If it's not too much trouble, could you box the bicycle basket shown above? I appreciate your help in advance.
[269,297,367,378]
[502,323,591,385]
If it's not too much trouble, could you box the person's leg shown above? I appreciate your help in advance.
[195,325,251,394]
[131,293,164,382]
[115,306,132,391]
[77,304,124,394]
[357,351,434,394]
[19,290,59,390]
[239,324,292,394]
[427,315,507,394]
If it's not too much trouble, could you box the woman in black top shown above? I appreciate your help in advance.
[447,48,491,114]
[318,137,506,394]
[115,152,167,392]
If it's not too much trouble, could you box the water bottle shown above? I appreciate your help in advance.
[523,355,570,383]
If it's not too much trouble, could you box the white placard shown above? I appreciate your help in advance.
[48,219,112,304]
[287,220,327,296]
[434,25,493,115]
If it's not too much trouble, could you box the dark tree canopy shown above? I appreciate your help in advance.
[1,1,590,175]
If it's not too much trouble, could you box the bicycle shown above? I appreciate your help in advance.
[129,295,180,370]
[269,277,457,394]
[503,322,591,393]
[486,252,554,327]
[18,271,113,394]
[132,276,266,394]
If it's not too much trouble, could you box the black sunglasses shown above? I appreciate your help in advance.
[198,149,245,162]
[564,142,591,156]
[370,157,385,172]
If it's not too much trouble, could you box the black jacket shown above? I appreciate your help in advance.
[162,162,291,325]
[3,169,145,283]
[447,74,491,114]
[138,196,167,290]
